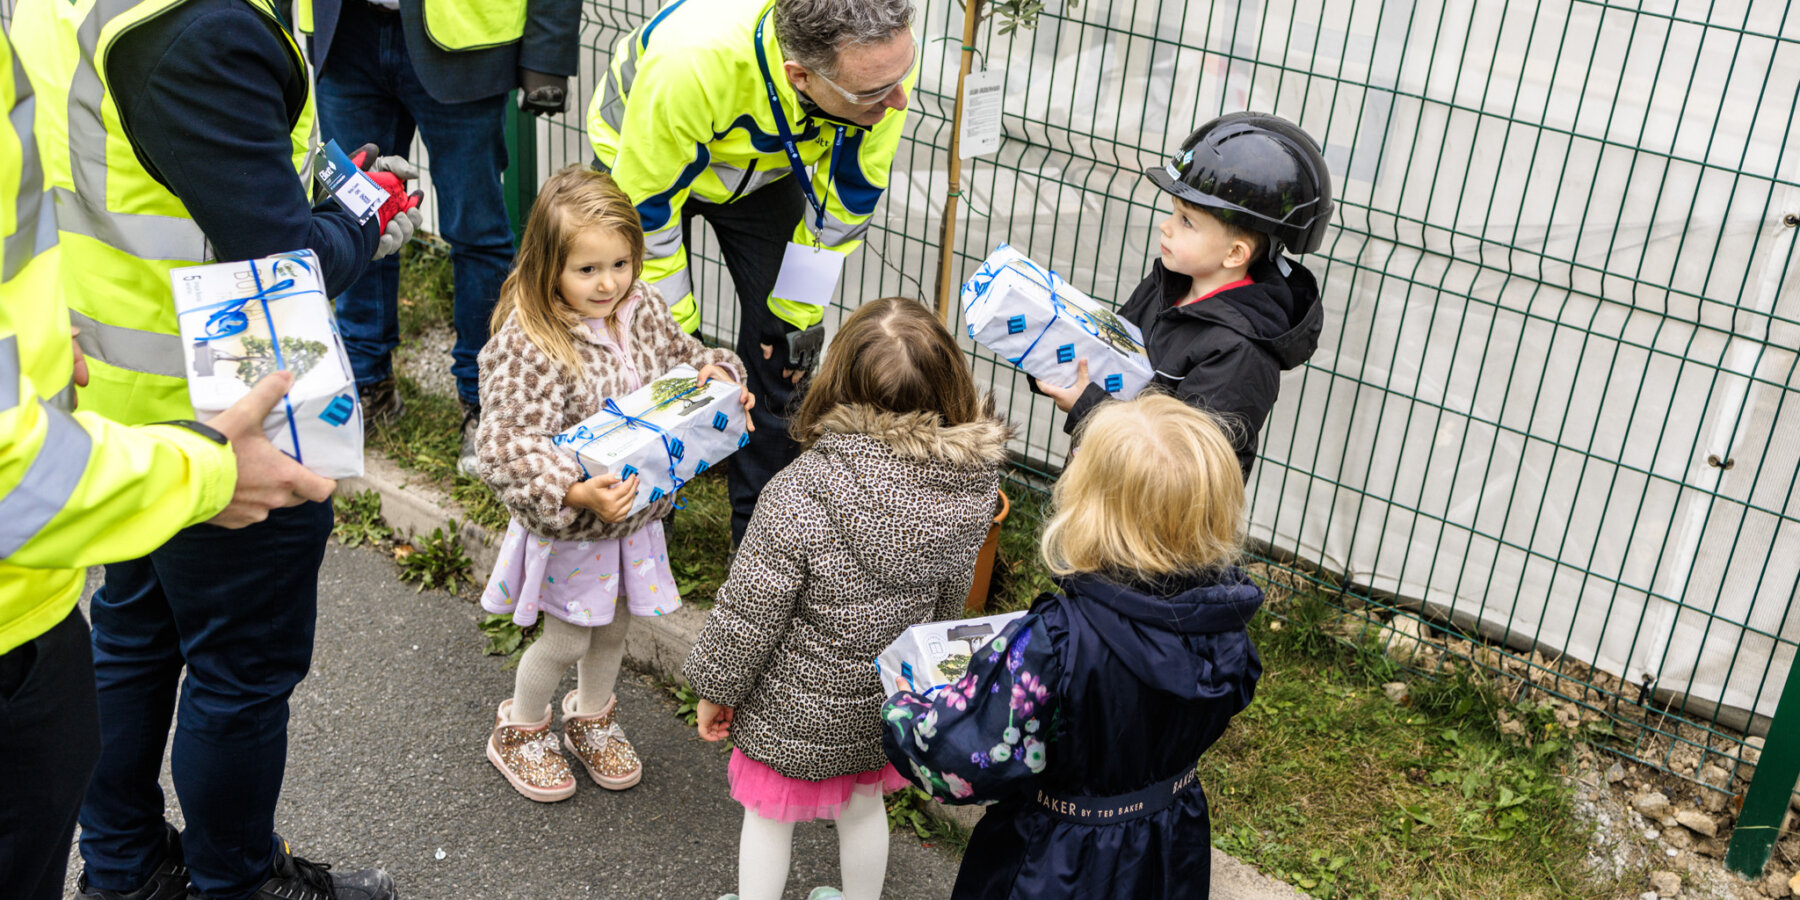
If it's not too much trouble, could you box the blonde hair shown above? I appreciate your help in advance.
[489,165,646,372]
[788,297,984,445]
[1042,393,1245,581]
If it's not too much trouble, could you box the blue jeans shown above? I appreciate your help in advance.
[78,502,332,900]
[315,0,512,405]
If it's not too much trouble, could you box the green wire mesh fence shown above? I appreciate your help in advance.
[525,0,1800,823]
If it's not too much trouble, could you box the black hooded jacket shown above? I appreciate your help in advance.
[1064,256,1324,479]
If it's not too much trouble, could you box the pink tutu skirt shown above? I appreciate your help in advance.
[728,747,910,823]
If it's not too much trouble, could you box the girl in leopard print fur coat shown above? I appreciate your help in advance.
[684,298,1009,900]
[473,167,752,803]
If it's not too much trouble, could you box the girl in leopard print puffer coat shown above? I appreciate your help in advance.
[684,297,1009,900]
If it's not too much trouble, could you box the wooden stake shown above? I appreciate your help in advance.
[934,0,983,324]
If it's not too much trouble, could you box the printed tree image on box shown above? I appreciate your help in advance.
[876,611,1026,696]
[554,364,751,518]
[961,244,1154,398]
[171,251,364,478]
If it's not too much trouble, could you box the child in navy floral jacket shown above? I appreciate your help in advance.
[882,393,1265,899]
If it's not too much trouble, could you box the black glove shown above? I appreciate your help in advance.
[784,323,825,372]
[518,68,569,117]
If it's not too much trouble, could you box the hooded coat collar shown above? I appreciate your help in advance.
[1049,569,1264,700]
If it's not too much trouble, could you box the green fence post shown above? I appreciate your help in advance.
[1726,657,1800,877]
[502,97,538,250]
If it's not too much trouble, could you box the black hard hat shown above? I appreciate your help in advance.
[1145,112,1334,256]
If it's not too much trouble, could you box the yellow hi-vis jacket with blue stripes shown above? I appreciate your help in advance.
[0,27,235,655]
[586,0,911,335]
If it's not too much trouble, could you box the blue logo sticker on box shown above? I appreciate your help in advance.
[1056,343,1075,364]
[621,464,638,480]
[695,460,710,475]
[648,486,665,502]
[668,438,685,461]
[1006,314,1027,334]
[712,411,729,431]
[1104,373,1123,393]
[738,432,750,448]
[318,394,355,427]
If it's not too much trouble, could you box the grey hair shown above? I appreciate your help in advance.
[775,0,914,77]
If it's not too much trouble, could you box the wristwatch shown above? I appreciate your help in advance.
[153,419,229,446]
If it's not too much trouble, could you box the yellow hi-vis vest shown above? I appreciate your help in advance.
[13,0,315,427]
[292,0,527,52]
[0,25,235,655]
[586,0,911,334]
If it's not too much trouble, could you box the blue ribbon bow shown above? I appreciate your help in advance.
[559,383,715,510]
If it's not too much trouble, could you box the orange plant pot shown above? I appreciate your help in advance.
[964,489,1012,613]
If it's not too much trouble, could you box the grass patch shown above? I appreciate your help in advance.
[985,484,1054,613]
[398,235,455,339]
[365,377,509,532]
[1199,595,1635,899]
[666,465,735,609]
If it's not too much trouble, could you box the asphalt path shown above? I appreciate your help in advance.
[68,540,962,899]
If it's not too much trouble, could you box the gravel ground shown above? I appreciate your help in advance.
[1565,744,1800,899]
[393,322,458,399]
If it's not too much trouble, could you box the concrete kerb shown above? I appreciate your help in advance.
[337,449,1310,900]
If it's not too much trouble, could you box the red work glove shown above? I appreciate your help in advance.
[348,144,425,260]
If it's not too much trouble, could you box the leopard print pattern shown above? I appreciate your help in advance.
[476,280,744,543]
[684,404,1010,781]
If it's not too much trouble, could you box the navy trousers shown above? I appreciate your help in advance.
[78,501,332,900]
[314,0,512,406]
[0,607,101,900]
[682,178,808,545]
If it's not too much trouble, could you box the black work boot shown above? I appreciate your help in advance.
[77,822,188,900]
[358,374,405,427]
[189,836,396,900]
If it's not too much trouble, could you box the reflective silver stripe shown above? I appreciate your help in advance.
[653,268,693,307]
[5,44,57,282]
[51,186,207,261]
[47,381,76,413]
[69,308,185,378]
[60,0,206,262]
[0,335,19,412]
[644,223,684,260]
[0,396,94,557]
[811,216,867,248]
[594,38,640,134]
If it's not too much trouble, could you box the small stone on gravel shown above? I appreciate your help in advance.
[1608,762,1627,783]
[1650,870,1682,897]
[1676,810,1718,838]
[1383,682,1409,705]
[1636,791,1671,819]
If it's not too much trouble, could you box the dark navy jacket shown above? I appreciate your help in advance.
[307,0,581,104]
[107,0,376,295]
[883,570,1264,899]
[1065,257,1324,479]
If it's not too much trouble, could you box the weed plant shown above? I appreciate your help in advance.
[397,236,455,340]
[397,521,473,594]
[332,490,393,549]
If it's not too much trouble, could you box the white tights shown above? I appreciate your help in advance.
[738,787,889,900]
[509,612,631,720]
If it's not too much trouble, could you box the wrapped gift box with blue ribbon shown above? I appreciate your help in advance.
[171,250,364,478]
[961,244,1154,400]
[876,610,1026,697]
[552,363,750,518]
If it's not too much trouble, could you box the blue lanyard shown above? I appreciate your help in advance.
[754,9,842,239]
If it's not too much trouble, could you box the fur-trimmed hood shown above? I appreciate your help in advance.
[805,403,1010,588]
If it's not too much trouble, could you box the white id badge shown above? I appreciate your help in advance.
[770,241,845,307]
[311,139,384,225]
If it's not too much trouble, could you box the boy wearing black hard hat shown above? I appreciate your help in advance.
[1035,112,1333,480]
